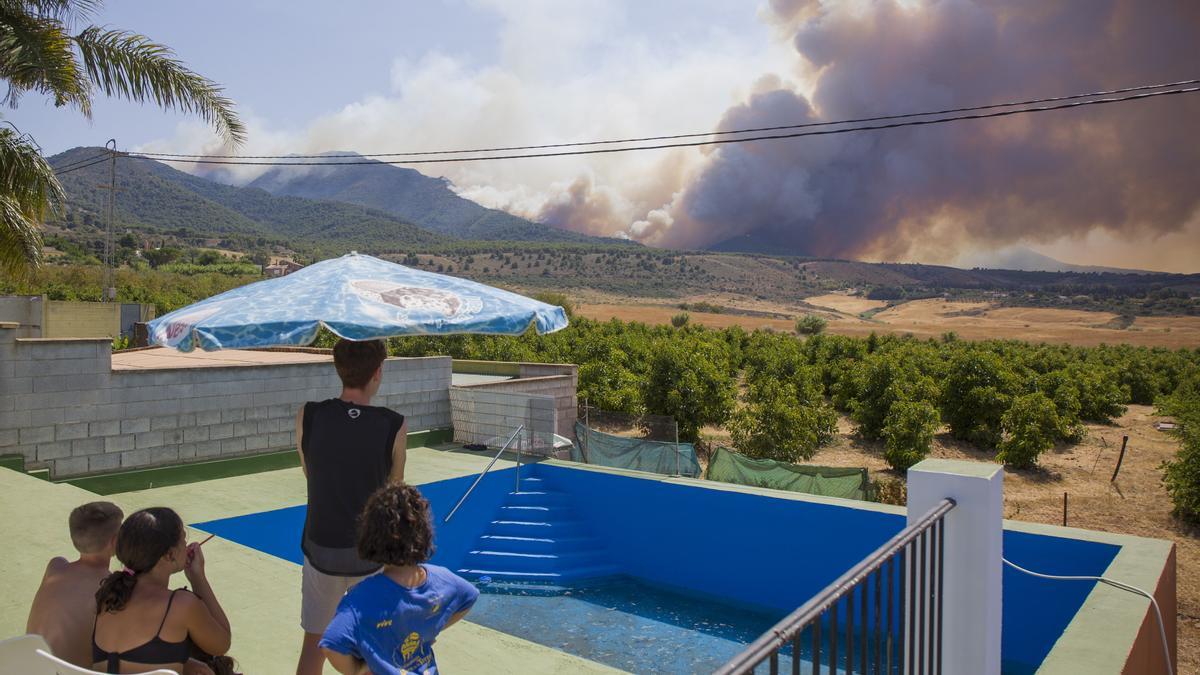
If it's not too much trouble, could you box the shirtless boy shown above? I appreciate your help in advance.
[26,501,123,666]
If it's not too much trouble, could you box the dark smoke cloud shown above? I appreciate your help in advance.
[537,174,626,238]
[661,0,1200,260]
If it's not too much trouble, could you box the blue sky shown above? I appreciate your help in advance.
[11,0,768,156]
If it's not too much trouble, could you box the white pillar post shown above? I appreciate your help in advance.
[908,458,1004,675]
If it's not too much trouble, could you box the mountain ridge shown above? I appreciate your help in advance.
[48,147,448,251]
[240,153,618,244]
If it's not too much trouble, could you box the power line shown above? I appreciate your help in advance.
[122,85,1200,168]
[52,153,114,174]
[130,78,1200,160]
[49,148,115,171]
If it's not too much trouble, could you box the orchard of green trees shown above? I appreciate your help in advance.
[378,314,1200,519]
[0,264,258,314]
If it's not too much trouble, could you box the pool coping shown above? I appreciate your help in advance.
[535,458,1175,674]
[1006,520,1176,674]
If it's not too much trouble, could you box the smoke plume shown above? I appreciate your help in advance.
[655,0,1200,264]
[144,0,1200,270]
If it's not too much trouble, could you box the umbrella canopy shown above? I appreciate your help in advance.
[146,252,568,351]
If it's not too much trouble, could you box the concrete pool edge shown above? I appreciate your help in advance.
[535,459,1177,674]
[1005,520,1176,674]
[533,456,909,514]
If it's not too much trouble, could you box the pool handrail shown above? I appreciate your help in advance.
[715,497,956,675]
[444,424,524,524]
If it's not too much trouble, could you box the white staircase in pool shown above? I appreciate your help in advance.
[457,476,614,583]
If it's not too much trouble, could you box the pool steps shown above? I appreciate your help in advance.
[458,478,614,583]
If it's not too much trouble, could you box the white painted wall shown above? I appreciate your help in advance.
[908,458,1004,675]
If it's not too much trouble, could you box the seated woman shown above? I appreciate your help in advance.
[92,507,232,674]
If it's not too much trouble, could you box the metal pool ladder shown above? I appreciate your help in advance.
[444,424,524,523]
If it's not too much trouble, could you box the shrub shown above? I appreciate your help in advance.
[729,379,836,462]
[641,340,734,442]
[795,314,827,335]
[671,312,690,328]
[1066,364,1128,422]
[1159,372,1200,522]
[849,354,938,440]
[532,291,575,319]
[870,477,908,505]
[882,400,941,471]
[997,392,1061,468]
[941,350,1017,448]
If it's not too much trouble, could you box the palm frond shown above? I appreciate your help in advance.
[0,127,63,212]
[0,128,57,276]
[74,27,245,145]
[0,0,100,24]
[0,3,92,112]
[0,194,44,278]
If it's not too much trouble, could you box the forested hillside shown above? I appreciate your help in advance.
[49,148,449,252]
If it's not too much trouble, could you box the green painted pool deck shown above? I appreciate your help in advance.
[0,450,1175,674]
[0,445,621,674]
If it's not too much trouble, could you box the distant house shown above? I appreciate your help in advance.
[265,260,304,277]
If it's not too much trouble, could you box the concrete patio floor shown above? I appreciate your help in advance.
[0,445,620,674]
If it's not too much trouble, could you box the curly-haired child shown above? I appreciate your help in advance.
[320,483,479,675]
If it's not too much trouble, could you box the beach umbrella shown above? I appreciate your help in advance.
[146,252,568,352]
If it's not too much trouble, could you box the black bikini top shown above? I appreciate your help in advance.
[92,589,194,673]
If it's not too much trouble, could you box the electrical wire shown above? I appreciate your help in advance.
[130,78,1200,160]
[1002,557,1173,675]
[51,151,113,174]
[53,155,114,175]
[122,85,1200,167]
[50,150,112,171]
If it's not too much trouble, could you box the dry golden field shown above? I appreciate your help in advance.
[576,296,1200,349]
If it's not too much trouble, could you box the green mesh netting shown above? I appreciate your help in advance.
[571,421,702,477]
[704,446,870,500]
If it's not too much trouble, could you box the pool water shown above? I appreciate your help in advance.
[469,575,790,674]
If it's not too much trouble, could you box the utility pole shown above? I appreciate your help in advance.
[94,140,124,301]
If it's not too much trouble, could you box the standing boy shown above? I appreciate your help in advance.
[295,338,408,675]
[26,501,123,666]
[320,483,479,675]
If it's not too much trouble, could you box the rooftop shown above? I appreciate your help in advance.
[0,445,616,674]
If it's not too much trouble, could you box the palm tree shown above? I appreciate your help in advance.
[0,0,245,276]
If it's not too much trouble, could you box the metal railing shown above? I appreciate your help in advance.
[715,498,956,675]
[443,425,524,523]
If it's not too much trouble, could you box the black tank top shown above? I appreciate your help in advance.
[92,589,193,673]
[301,398,405,576]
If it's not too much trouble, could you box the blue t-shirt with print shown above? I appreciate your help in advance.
[319,564,480,675]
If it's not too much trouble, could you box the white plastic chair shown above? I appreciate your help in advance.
[0,633,175,675]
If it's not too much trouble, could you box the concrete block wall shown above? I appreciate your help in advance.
[448,388,557,454]
[43,300,121,339]
[452,365,577,440]
[0,297,41,338]
[0,324,451,478]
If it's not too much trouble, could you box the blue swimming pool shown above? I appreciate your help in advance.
[472,576,789,673]
[193,462,1121,674]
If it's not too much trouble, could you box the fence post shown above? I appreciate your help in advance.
[674,422,680,477]
[908,459,1004,675]
[582,398,590,463]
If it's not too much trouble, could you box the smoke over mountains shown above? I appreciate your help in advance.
[639,0,1200,263]
[145,1,1200,271]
